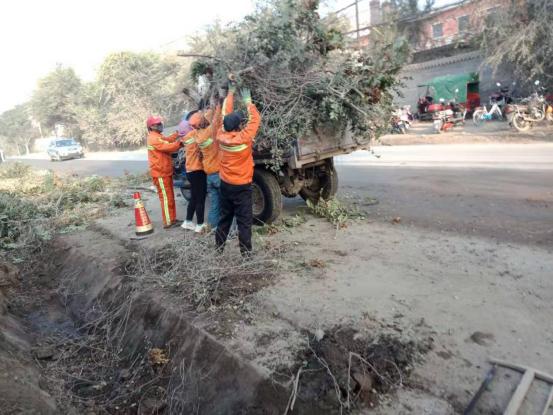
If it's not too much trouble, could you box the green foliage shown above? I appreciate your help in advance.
[188,0,408,167]
[481,0,553,89]
[5,52,189,151]
[30,65,82,134]
[0,162,32,179]
[0,164,135,261]
[190,61,212,81]
[0,104,39,155]
[306,197,363,227]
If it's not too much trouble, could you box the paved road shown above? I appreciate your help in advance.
[8,144,553,246]
[5,158,148,177]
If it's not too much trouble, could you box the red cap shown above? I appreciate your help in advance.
[146,115,163,128]
[133,192,141,200]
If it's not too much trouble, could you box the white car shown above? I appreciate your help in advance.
[47,139,84,161]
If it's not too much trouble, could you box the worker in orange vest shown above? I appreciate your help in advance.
[180,111,208,233]
[146,115,183,228]
[215,87,261,254]
[194,92,228,232]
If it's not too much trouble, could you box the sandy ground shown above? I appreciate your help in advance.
[253,215,553,413]
[92,171,553,413]
[379,121,553,146]
[5,125,553,412]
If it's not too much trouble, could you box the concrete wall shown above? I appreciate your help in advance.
[397,50,516,109]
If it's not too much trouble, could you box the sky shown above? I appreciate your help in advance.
[0,0,255,113]
[0,0,456,113]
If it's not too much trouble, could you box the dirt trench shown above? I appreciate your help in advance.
[0,228,429,414]
[1,229,309,414]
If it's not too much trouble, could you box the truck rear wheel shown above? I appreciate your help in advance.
[299,164,338,203]
[252,168,282,225]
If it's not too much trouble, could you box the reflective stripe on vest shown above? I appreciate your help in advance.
[219,143,247,152]
[147,145,155,150]
[184,137,195,145]
[199,138,213,148]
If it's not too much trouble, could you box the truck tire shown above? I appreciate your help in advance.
[300,164,338,203]
[252,168,282,225]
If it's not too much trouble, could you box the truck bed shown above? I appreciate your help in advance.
[253,124,370,168]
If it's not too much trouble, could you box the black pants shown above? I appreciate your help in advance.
[215,180,252,254]
[186,171,207,224]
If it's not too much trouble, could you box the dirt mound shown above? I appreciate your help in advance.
[286,327,433,413]
[0,261,59,414]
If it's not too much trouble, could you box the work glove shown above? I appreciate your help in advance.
[241,88,252,104]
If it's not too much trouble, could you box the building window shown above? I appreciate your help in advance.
[486,6,500,16]
[486,6,500,23]
[458,15,469,33]
[432,23,443,39]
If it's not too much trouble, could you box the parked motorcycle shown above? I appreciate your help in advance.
[390,106,413,134]
[433,98,467,133]
[473,82,513,125]
[508,80,547,132]
[391,115,407,134]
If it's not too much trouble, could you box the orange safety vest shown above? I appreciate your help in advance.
[196,104,222,175]
[147,131,180,178]
[183,130,203,173]
[216,97,261,185]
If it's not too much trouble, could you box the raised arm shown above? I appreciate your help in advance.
[211,103,223,137]
[238,103,261,143]
[149,134,181,153]
[238,88,260,142]
[223,87,235,117]
[164,131,179,143]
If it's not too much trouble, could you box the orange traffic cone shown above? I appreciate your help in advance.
[133,192,154,236]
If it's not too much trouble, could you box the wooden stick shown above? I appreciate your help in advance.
[504,369,535,415]
[489,358,553,384]
[541,385,553,415]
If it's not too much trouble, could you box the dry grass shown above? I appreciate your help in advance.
[130,235,280,311]
[0,163,148,263]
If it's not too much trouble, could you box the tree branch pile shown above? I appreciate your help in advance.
[186,0,408,166]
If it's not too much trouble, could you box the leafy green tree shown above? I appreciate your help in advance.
[0,104,39,155]
[481,0,553,89]
[30,65,82,136]
[76,52,188,149]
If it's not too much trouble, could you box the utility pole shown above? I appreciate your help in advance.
[355,0,361,49]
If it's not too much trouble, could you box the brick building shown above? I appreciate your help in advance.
[409,0,503,52]
[344,0,514,109]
